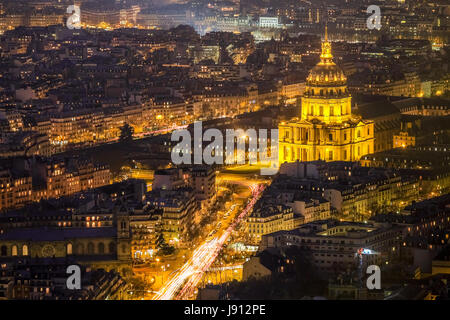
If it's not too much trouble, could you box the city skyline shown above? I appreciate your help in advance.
[0,0,449,304]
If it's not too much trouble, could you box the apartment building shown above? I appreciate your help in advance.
[260,219,402,276]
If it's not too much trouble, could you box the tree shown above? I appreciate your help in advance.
[156,231,170,250]
[119,123,134,142]
[155,231,175,256]
[161,245,175,256]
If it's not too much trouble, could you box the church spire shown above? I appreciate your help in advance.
[320,24,333,65]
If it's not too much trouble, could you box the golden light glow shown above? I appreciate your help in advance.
[278,27,374,164]
[319,25,333,65]
[98,22,112,30]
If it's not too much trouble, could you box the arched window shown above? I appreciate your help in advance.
[0,246,6,256]
[76,243,84,255]
[87,242,95,255]
[109,242,115,254]
[98,243,105,254]
[11,245,18,256]
[22,245,28,256]
[67,243,73,255]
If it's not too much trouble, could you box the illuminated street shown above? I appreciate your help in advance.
[152,183,265,300]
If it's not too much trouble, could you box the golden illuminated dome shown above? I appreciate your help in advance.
[306,26,347,89]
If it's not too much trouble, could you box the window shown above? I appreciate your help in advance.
[67,243,73,255]
[98,243,105,254]
[76,243,84,255]
[109,242,116,254]
[87,242,95,254]
[329,134,333,141]
[22,245,28,256]
[329,150,333,160]
[12,245,18,256]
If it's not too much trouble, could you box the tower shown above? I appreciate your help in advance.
[279,27,374,163]
[115,203,131,261]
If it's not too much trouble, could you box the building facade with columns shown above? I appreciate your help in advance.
[279,28,374,163]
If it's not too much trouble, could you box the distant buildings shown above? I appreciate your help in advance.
[241,193,450,299]
[80,4,140,29]
[147,188,197,244]
[371,194,450,274]
[247,159,421,242]
[247,204,300,242]
[188,43,220,64]
[148,165,216,243]
[258,17,282,29]
[0,260,126,300]
[277,160,419,217]
[361,145,450,198]
[259,219,402,277]
[0,156,111,211]
[0,205,133,277]
[350,72,422,97]
[0,131,51,158]
[129,205,162,260]
[191,166,216,204]
[0,179,150,290]
[432,246,450,276]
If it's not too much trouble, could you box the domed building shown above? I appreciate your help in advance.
[279,28,374,163]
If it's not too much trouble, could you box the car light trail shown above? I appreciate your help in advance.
[152,184,265,300]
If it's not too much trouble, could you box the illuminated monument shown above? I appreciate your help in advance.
[279,28,374,163]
